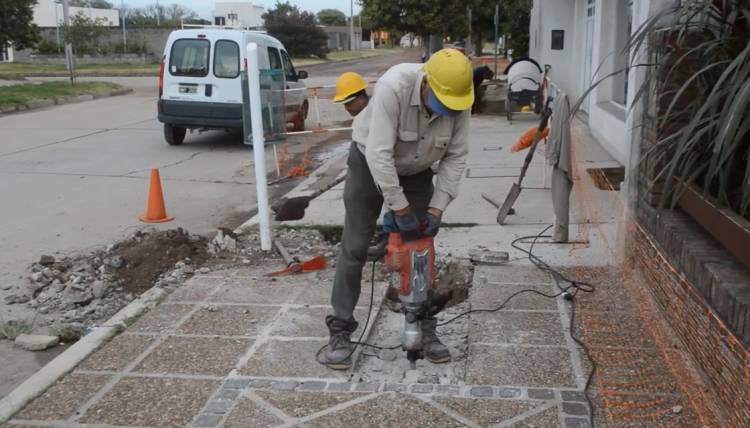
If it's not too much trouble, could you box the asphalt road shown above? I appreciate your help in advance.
[0,50,418,398]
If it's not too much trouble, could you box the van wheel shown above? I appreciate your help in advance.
[164,124,186,145]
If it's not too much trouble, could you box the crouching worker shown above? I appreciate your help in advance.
[319,49,474,370]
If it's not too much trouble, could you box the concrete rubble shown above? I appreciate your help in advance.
[14,334,59,351]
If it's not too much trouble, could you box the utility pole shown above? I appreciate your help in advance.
[156,0,160,26]
[54,0,61,53]
[467,7,472,56]
[349,0,354,50]
[121,0,127,53]
[493,3,499,76]
[61,0,75,85]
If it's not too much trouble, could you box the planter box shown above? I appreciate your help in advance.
[677,183,750,270]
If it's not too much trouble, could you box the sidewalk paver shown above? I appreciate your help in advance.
[5,116,719,427]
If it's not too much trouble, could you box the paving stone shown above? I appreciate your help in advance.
[209,278,301,304]
[193,413,224,427]
[79,377,219,427]
[224,378,251,389]
[497,387,523,398]
[435,397,539,426]
[563,402,589,416]
[270,306,366,338]
[269,380,299,391]
[469,283,558,311]
[470,386,494,397]
[527,388,555,400]
[215,388,241,400]
[130,303,194,333]
[354,382,380,392]
[466,344,576,388]
[577,311,655,349]
[327,382,352,392]
[561,390,587,402]
[204,400,233,414]
[516,405,563,427]
[248,378,273,388]
[166,280,221,303]
[306,393,464,427]
[471,312,566,346]
[240,339,342,378]
[410,384,434,394]
[436,385,461,396]
[15,373,110,421]
[135,336,251,377]
[299,380,328,391]
[565,417,592,428]
[78,333,154,372]
[224,397,284,428]
[14,334,59,351]
[177,305,278,336]
[255,390,364,418]
[475,265,552,285]
[383,383,407,392]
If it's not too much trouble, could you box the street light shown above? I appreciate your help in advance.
[349,0,354,51]
[53,0,61,53]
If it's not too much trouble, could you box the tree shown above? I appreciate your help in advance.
[263,2,328,58]
[69,0,114,8]
[317,8,346,26]
[468,0,531,57]
[125,3,200,27]
[0,0,40,51]
[360,0,468,44]
[62,12,109,55]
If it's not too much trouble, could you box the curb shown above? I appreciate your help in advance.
[236,149,348,233]
[0,87,133,117]
[0,286,167,424]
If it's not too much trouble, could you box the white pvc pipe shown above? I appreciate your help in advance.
[247,43,272,251]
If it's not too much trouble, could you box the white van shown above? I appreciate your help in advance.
[158,29,309,145]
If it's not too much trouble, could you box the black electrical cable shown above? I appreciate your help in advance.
[317,226,598,427]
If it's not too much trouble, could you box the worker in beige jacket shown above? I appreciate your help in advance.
[320,49,474,369]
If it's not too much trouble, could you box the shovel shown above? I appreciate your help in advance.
[266,240,327,276]
[496,109,552,225]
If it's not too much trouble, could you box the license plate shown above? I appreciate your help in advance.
[179,86,197,94]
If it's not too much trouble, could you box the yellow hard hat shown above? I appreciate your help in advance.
[333,72,367,104]
[423,48,474,111]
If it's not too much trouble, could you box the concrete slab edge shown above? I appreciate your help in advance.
[235,149,348,234]
[0,285,167,423]
[0,87,133,117]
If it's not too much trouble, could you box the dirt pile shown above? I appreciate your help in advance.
[4,229,208,327]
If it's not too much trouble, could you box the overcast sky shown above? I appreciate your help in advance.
[121,1,361,19]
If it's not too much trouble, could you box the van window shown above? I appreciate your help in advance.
[170,39,210,77]
[280,50,297,81]
[268,47,282,70]
[214,40,239,78]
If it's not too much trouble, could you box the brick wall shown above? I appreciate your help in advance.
[626,207,750,426]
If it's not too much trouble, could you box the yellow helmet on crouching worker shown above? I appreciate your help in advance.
[423,48,474,111]
[333,72,367,104]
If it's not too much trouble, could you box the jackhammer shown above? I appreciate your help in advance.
[384,231,451,368]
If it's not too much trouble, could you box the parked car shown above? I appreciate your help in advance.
[157,28,309,145]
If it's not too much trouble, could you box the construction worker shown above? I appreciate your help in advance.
[320,49,474,370]
[333,71,369,117]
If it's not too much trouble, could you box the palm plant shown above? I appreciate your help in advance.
[577,0,750,219]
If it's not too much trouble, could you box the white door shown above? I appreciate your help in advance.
[581,0,596,112]
[163,38,213,102]
[212,39,242,103]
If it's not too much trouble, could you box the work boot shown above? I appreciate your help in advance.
[318,315,359,370]
[421,317,451,363]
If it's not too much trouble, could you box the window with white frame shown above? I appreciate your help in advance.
[613,0,634,105]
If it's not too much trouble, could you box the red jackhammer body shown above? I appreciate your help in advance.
[384,232,435,368]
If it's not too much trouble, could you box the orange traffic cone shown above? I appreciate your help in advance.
[139,169,174,223]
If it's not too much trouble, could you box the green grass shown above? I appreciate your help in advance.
[293,48,408,67]
[0,81,127,109]
[0,63,159,79]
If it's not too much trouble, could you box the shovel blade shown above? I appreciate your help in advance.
[496,184,521,225]
[301,255,327,271]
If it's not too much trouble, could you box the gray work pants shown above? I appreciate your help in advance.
[331,142,433,322]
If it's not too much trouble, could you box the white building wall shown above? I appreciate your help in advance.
[33,0,120,27]
[214,2,264,28]
[529,0,670,167]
